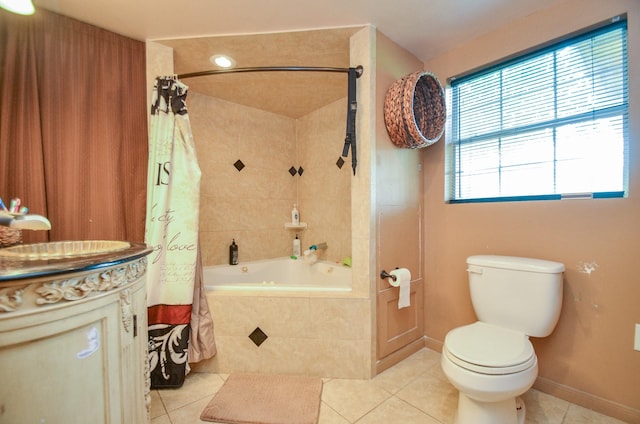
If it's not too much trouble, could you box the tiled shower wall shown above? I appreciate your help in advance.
[188,93,351,265]
[296,99,352,263]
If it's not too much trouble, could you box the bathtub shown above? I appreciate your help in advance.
[204,257,352,292]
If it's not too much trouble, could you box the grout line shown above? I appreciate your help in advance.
[162,350,626,424]
[320,400,353,423]
[395,395,446,423]
[154,389,170,419]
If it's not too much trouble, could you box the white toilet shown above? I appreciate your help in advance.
[441,255,565,424]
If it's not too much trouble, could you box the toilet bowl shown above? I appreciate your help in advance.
[440,255,565,424]
[441,322,538,424]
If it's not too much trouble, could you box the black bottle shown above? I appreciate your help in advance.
[229,239,238,265]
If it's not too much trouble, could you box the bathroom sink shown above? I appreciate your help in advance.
[0,240,131,260]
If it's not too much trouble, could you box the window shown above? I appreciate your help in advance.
[447,17,628,203]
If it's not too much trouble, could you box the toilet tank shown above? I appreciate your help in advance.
[467,255,565,337]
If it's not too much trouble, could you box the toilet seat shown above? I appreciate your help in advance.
[444,322,536,375]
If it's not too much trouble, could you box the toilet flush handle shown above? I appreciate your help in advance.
[466,266,483,274]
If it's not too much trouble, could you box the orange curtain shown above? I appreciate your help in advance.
[0,9,147,243]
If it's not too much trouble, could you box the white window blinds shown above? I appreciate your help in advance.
[448,17,628,203]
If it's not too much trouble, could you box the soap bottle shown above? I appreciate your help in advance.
[229,239,238,265]
[291,204,299,225]
[293,234,301,257]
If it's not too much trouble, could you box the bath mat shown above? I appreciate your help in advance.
[200,373,323,424]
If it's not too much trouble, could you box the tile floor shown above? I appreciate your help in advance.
[150,348,626,424]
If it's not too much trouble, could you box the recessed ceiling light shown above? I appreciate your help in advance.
[0,0,35,15]
[210,54,236,69]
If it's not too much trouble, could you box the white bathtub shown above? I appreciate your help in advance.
[204,257,352,292]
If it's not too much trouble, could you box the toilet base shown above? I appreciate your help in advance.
[454,393,526,424]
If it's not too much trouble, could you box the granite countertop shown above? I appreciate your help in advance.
[0,242,153,282]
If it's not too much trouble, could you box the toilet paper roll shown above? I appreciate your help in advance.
[388,268,411,309]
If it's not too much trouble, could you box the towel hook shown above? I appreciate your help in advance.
[380,270,397,281]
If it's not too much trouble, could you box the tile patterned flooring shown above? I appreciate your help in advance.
[150,348,626,424]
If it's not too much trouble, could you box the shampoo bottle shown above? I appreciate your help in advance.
[229,239,238,265]
[291,204,299,225]
[293,234,301,257]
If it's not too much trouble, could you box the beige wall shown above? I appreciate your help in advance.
[375,32,424,285]
[145,42,173,112]
[421,0,640,419]
[188,93,351,265]
[374,31,426,368]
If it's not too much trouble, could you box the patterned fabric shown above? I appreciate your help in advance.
[145,77,201,388]
[148,304,192,387]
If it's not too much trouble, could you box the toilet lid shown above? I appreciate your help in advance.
[444,322,536,375]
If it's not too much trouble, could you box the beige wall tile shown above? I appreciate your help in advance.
[309,298,370,340]
[307,339,372,378]
[191,91,351,264]
[208,295,310,338]
[203,293,371,378]
[187,26,376,383]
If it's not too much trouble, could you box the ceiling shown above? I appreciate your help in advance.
[156,28,357,118]
[33,0,567,118]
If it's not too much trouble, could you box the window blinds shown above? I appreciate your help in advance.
[449,18,628,202]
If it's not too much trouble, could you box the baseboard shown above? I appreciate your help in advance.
[375,337,426,375]
[423,336,443,353]
[421,337,639,423]
[534,376,640,423]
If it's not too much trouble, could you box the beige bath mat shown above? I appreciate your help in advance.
[200,373,323,424]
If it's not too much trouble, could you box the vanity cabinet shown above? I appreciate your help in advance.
[0,246,151,424]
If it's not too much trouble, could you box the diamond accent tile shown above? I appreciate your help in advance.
[297,166,304,176]
[234,160,245,172]
[289,166,297,176]
[248,327,268,347]
[336,157,345,169]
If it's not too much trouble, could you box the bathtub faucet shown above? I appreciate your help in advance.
[309,242,327,251]
[303,242,327,265]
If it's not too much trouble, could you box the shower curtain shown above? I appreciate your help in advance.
[146,77,216,389]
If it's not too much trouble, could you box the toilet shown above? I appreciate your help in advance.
[441,255,565,424]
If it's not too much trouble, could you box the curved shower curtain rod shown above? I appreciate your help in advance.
[175,65,363,175]
[177,65,363,80]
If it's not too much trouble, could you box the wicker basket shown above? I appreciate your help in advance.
[383,71,446,149]
[0,226,22,248]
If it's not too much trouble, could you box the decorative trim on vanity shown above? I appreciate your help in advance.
[0,257,147,314]
[120,289,133,332]
[144,341,152,421]
[0,286,26,312]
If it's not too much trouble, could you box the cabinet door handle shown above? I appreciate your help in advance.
[133,314,138,337]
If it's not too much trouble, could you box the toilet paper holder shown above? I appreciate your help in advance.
[380,269,397,281]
